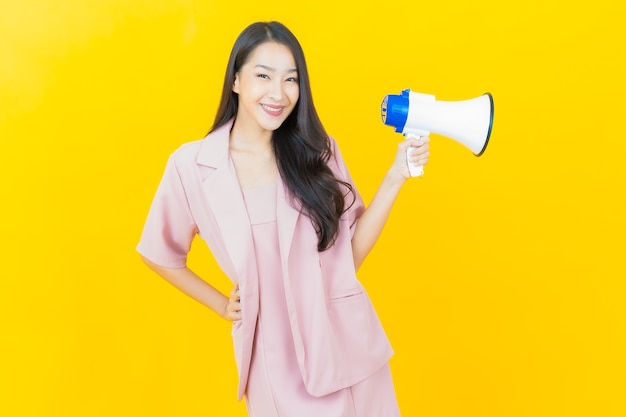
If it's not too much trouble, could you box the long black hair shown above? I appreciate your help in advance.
[209,21,354,251]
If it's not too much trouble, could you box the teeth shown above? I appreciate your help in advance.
[262,104,282,113]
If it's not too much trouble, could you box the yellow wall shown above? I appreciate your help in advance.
[1,1,624,416]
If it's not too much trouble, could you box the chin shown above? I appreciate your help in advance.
[259,117,288,132]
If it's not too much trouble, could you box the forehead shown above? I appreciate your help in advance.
[245,42,297,70]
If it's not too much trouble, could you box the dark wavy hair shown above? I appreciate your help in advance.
[209,21,354,251]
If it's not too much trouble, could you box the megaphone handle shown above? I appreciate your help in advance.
[405,133,426,177]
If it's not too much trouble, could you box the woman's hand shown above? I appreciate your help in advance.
[390,135,430,180]
[223,282,242,322]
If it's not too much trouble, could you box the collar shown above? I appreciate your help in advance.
[196,119,234,168]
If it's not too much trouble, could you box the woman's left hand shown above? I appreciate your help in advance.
[390,135,430,179]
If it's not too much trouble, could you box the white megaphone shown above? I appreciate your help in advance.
[381,89,494,177]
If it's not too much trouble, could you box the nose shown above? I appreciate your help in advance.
[268,79,285,102]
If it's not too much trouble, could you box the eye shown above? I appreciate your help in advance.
[286,77,298,83]
[257,73,270,79]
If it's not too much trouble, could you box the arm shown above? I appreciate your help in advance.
[351,136,429,270]
[141,256,241,322]
[137,152,241,322]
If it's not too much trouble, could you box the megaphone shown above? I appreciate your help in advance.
[381,89,494,177]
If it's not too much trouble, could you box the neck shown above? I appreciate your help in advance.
[229,121,273,153]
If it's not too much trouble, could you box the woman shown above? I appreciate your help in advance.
[137,21,429,417]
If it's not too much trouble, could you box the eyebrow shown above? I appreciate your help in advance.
[254,64,298,73]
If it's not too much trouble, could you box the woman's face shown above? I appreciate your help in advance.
[233,42,299,134]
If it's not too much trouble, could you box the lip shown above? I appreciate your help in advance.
[261,103,285,117]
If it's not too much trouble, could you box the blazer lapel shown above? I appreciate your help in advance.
[196,122,256,282]
[198,121,302,278]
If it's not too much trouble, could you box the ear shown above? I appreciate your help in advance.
[232,73,240,94]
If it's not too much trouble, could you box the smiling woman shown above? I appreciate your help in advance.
[3,1,624,416]
[136,20,429,417]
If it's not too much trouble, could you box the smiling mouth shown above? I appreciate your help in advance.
[262,104,284,115]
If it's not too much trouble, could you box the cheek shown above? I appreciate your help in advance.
[287,85,300,104]
[239,84,265,105]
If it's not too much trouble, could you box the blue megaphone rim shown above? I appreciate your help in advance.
[381,89,410,133]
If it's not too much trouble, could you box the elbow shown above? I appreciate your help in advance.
[140,254,154,267]
[139,254,187,275]
[139,254,167,274]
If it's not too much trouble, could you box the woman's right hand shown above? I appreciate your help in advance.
[223,282,242,322]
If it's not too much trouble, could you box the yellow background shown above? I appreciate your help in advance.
[1,1,624,416]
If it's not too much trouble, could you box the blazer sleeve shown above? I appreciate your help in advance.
[136,153,198,268]
[328,137,365,237]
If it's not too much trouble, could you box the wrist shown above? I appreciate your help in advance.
[219,298,231,321]
[385,167,407,189]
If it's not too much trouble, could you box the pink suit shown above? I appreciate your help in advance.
[137,121,398,415]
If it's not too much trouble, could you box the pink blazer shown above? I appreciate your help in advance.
[137,122,393,399]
